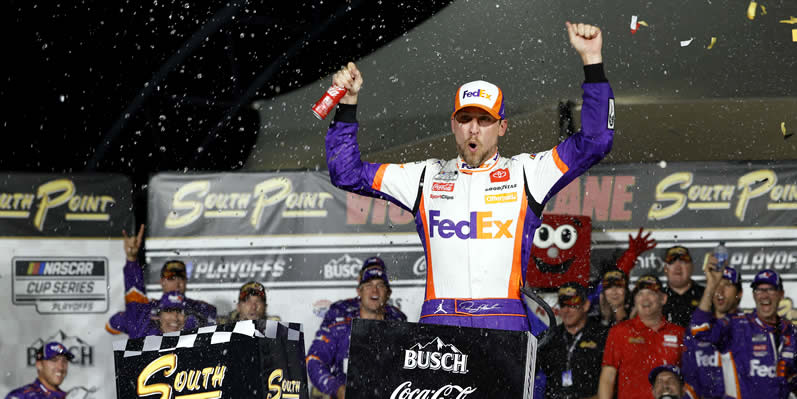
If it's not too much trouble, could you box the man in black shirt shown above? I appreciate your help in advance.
[661,245,705,327]
[538,282,609,399]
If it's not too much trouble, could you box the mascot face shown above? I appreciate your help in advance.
[526,214,591,288]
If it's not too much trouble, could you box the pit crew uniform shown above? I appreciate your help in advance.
[5,379,66,399]
[325,64,614,332]
[321,297,407,327]
[690,308,797,398]
[306,306,407,396]
[681,330,724,398]
[105,260,211,336]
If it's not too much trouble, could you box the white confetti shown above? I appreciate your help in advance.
[680,37,694,47]
[630,15,638,30]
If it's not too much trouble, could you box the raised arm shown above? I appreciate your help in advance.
[522,23,614,211]
[324,63,426,212]
[690,256,731,347]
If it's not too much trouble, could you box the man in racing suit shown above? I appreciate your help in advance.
[691,267,797,398]
[681,260,743,398]
[325,22,614,332]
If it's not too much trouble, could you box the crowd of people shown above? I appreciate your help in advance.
[6,19,796,399]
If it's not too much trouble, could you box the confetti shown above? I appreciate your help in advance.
[794,29,797,42]
[783,122,793,139]
[747,1,757,20]
[760,5,767,15]
[638,21,649,27]
[630,15,639,34]
[780,17,797,24]
[707,37,717,49]
[680,37,695,47]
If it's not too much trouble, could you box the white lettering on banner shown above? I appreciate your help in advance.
[412,257,427,277]
[731,251,797,271]
[749,359,776,378]
[192,259,285,280]
[389,381,476,399]
[648,169,797,221]
[164,178,333,230]
[403,338,468,374]
[322,255,363,280]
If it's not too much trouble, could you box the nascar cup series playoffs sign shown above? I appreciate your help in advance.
[347,319,536,399]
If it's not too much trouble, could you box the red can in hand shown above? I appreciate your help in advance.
[311,85,348,120]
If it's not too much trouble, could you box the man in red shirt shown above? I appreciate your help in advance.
[598,274,685,399]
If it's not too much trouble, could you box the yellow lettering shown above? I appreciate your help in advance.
[201,367,213,389]
[268,369,283,399]
[736,169,776,221]
[174,371,188,392]
[186,370,201,391]
[34,179,75,231]
[250,178,292,229]
[211,366,226,388]
[648,172,691,220]
[137,353,177,399]
[165,181,210,229]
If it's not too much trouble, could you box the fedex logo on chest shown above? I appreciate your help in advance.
[428,210,513,239]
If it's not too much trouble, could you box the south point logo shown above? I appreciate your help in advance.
[403,337,468,374]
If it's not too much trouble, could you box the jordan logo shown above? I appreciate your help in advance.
[434,300,447,314]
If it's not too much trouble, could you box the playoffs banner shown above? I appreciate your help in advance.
[347,319,536,399]
[0,173,134,399]
[113,320,308,399]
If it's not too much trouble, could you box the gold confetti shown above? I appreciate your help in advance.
[793,29,797,42]
[707,37,717,49]
[760,5,767,15]
[780,17,797,24]
[638,21,649,27]
[747,1,757,20]
[783,122,793,139]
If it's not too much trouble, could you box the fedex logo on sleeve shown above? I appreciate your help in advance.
[428,210,512,239]
[462,89,491,100]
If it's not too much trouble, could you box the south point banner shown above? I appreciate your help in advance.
[0,173,134,399]
[145,161,797,354]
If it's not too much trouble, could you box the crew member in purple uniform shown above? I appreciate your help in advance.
[307,259,406,399]
[324,22,614,332]
[105,224,216,335]
[5,342,73,399]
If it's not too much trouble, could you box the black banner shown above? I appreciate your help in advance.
[0,173,134,237]
[347,319,535,399]
[113,320,308,399]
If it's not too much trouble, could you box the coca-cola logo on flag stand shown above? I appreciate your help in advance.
[346,319,536,399]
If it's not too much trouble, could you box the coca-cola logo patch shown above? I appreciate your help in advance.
[489,169,509,183]
[432,182,455,192]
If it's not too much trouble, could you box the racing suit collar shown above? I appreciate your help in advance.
[457,151,500,173]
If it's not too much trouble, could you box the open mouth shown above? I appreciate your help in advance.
[534,257,575,274]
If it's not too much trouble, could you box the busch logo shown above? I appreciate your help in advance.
[403,337,468,374]
[749,359,776,377]
[429,210,512,239]
[323,254,363,279]
[390,381,476,399]
[28,331,94,367]
[462,89,491,101]
[696,351,719,367]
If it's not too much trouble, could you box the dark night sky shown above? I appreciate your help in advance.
[3,0,452,220]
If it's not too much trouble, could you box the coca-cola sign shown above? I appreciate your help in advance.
[346,319,536,399]
[390,382,477,399]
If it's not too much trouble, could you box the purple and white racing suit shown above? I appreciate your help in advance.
[325,65,614,332]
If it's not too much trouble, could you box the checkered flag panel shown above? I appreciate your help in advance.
[113,319,303,358]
